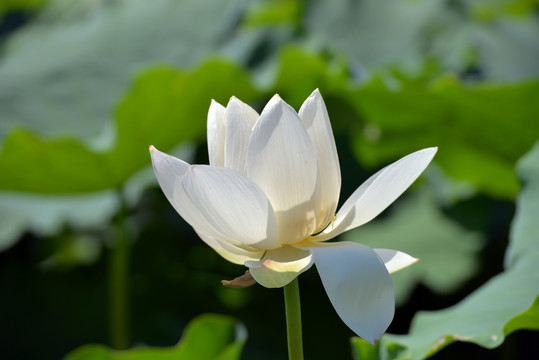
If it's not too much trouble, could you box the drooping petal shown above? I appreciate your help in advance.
[182,165,280,250]
[150,146,216,234]
[195,229,264,265]
[207,100,226,166]
[299,89,341,231]
[313,147,437,241]
[221,271,257,288]
[374,249,419,274]
[247,99,322,244]
[310,242,394,345]
[246,246,314,288]
[150,147,264,261]
[223,97,258,174]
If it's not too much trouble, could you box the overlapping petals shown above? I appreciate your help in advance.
[150,89,437,345]
[207,100,225,166]
[298,89,341,232]
[181,165,279,250]
[150,146,279,252]
[247,99,322,244]
[246,246,314,288]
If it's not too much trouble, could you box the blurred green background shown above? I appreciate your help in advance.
[1,0,538,359]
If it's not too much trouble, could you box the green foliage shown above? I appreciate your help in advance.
[0,62,257,193]
[242,0,303,28]
[305,0,539,81]
[350,76,539,199]
[271,47,349,108]
[470,0,539,20]
[39,233,102,269]
[505,138,539,268]
[0,0,47,15]
[351,337,405,360]
[0,0,256,139]
[344,192,484,304]
[64,314,246,360]
[351,141,539,359]
[2,2,539,357]
[0,191,118,251]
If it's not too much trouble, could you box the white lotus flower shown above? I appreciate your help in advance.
[149,89,437,345]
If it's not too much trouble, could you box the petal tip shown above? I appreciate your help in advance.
[209,99,224,109]
[228,95,240,103]
[268,93,283,104]
[424,147,438,161]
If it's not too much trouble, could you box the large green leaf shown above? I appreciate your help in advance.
[0,191,118,251]
[306,0,441,71]
[343,191,484,305]
[351,140,539,359]
[504,137,539,268]
[64,314,246,360]
[350,76,539,199]
[270,47,349,108]
[0,0,258,139]
[0,60,258,193]
[306,0,539,81]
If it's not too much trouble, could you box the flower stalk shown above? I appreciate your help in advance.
[108,191,130,349]
[284,278,304,360]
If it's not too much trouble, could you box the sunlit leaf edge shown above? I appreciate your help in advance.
[350,140,539,359]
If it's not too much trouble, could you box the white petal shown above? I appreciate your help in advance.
[182,165,280,250]
[228,96,259,128]
[207,100,226,166]
[150,146,216,237]
[299,89,341,231]
[246,246,313,288]
[310,242,394,345]
[247,99,322,244]
[261,94,282,114]
[150,147,262,257]
[314,147,437,241]
[223,97,258,174]
[195,229,264,265]
[374,249,419,274]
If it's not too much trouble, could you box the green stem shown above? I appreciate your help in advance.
[108,193,130,349]
[284,277,304,360]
